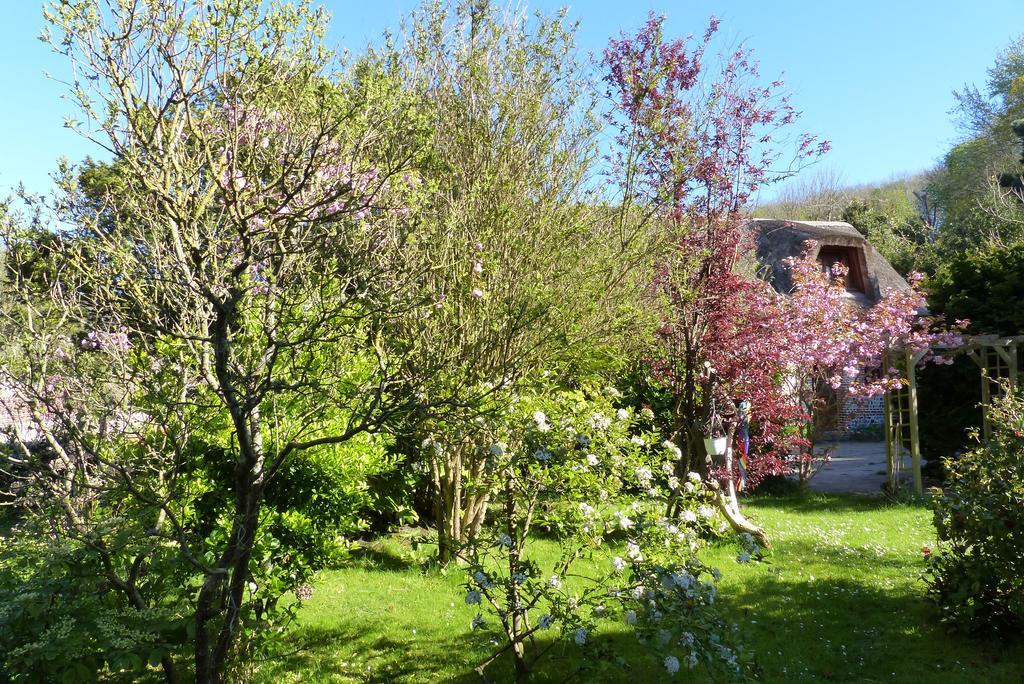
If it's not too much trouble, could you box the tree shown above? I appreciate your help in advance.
[385,1,653,564]
[603,14,828,540]
[459,387,752,682]
[914,37,1024,462]
[925,34,1024,253]
[840,190,935,277]
[0,1,439,680]
[696,245,961,497]
[603,15,961,539]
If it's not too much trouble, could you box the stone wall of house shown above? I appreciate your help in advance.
[836,394,884,436]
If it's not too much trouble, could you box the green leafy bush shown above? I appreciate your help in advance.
[926,388,1024,636]
[0,416,396,681]
[918,244,1024,463]
[0,535,189,683]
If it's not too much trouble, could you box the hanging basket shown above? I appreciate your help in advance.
[703,436,727,456]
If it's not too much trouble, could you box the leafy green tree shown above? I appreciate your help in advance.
[839,183,937,275]
[997,118,1024,194]
[382,1,654,564]
[928,245,1024,335]
[925,34,1024,252]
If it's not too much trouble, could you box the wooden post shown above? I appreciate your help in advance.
[882,385,896,492]
[1012,343,1019,392]
[981,349,992,442]
[906,348,923,496]
[965,348,990,441]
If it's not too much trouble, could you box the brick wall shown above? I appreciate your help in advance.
[837,394,884,435]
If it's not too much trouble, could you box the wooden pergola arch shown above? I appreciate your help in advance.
[884,334,1023,495]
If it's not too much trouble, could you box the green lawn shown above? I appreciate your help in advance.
[250,493,1024,683]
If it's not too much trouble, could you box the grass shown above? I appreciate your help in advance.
[251,492,1024,683]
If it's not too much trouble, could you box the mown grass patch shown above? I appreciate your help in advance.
[252,493,1024,683]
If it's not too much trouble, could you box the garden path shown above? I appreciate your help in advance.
[808,441,895,495]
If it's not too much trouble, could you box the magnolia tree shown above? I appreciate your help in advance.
[0,1,441,681]
[459,386,754,682]
[383,1,654,564]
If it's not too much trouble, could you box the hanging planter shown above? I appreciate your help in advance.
[704,435,727,456]
[703,392,727,456]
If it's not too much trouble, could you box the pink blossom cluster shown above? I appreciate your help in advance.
[782,246,965,399]
[210,103,391,227]
[80,330,131,353]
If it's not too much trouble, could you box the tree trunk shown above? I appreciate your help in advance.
[504,487,530,683]
[196,311,268,683]
[435,442,493,565]
[712,487,770,548]
[718,422,769,545]
[195,573,225,683]
[436,446,463,565]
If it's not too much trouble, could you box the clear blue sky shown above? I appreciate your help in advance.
[2,1,1023,199]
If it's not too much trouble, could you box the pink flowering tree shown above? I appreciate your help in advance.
[605,15,963,540]
[703,243,966,488]
[604,14,828,541]
[775,248,965,485]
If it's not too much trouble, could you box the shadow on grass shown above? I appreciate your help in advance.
[256,572,1024,684]
[255,621,494,683]
[714,573,1024,683]
[261,622,699,684]
[348,544,424,573]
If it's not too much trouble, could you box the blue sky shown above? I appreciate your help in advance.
[2,1,1023,200]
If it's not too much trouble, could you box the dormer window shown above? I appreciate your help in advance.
[817,245,867,294]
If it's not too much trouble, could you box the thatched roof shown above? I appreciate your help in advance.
[749,218,910,305]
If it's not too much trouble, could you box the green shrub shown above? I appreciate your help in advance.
[926,388,1024,636]
[0,421,397,682]
[0,534,189,683]
[262,431,398,566]
[919,244,1024,465]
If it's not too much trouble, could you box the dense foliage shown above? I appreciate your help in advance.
[927,389,1024,636]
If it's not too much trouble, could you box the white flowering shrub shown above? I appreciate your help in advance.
[459,386,752,680]
[613,511,753,677]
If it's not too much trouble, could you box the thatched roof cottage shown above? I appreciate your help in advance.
[751,218,910,306]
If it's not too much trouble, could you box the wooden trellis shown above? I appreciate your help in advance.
[884,335,1022,495]
[963,336,1020,441]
